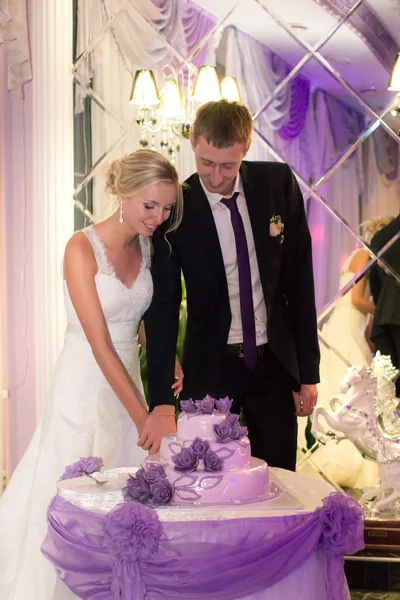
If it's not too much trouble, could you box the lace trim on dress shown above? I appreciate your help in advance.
[139,235,151,269]
[83,225,151,287]
[83,225,116,277]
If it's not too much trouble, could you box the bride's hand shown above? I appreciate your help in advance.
[137,408,176,455]
[135,405,150,437]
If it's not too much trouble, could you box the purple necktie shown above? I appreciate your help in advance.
[221,192,258,370]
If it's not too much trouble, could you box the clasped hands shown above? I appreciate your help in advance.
[137,358,183,454]
[138,410,177,455]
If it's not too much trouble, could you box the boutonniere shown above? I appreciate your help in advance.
[269,215,284,244]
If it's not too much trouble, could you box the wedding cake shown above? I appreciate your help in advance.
[127,396,270,506]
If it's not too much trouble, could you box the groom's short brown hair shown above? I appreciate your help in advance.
[192,99,253,149]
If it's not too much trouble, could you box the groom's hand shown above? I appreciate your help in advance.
[292,384,318,417]
[172,359,184,397]
[137,407,177,455]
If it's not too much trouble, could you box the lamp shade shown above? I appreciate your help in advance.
[160,79,183,119]
[388,54,400,91]
[220,76,241,102]
[191,66,221,103]
[129,70,160,106]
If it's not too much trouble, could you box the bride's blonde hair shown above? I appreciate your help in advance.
[105,149,183,235]
[360,215,394,244]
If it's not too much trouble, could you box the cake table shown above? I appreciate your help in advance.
[42,467,364,600]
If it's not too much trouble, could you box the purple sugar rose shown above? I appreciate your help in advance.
[215,396,233,414]
[59,456,103,481]
[134,467,147,482]
[195,395,215,414]
[230,423,248,440]
[180,399,197,414]
[213,420,233,442]
[142,463,167,484]
[190,437,210,459]
[150,479,175,505]
[126,473,152,503]
[203,449,224,472]
[214,415,248,442]
[226,414,240,426]
[171,447,199,472]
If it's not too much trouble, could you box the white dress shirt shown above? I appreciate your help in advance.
[200,175,268,346]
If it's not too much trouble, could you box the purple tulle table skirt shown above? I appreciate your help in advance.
[42,470,364,600]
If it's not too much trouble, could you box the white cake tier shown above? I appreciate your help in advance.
[177,410,228,440]
[164,457,270,505]
[160,434,251,470]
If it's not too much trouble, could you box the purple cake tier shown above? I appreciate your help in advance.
[143,405,270,506]
[163,457,270,505]
[177,410,226,440]
[160,434,251,470]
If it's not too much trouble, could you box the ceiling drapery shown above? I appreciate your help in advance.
[0,0,31,95]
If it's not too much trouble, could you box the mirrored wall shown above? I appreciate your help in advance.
[72,0,400,491]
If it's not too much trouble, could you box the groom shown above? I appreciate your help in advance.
[370,213,400,396]
[144,100,320,470]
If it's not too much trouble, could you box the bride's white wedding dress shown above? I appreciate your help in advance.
[0,226,151,599]
[312,249,379,489]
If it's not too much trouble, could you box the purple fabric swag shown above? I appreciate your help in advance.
[41,491,364,600]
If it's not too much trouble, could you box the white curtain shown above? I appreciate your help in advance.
[76,0,196,221]
[32,0,74,414]
[0,61,6,486]
[0,0,33,481]
[0,0,32,95]
[362,131,400,220]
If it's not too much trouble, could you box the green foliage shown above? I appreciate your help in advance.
[305,417,316,450]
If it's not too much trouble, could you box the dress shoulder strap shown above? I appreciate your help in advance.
[341,248,361,274]
[82,225,116,276]
[139,235,152,268]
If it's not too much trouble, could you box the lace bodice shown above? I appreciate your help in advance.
[63,226,153,340]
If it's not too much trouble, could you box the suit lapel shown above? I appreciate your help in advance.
[186,174,227,283]
[241,163,282,314]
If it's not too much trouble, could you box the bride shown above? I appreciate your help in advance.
[0,149,183,599]
[313,216,393,490]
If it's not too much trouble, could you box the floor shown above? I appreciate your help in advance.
[350,594,400,599]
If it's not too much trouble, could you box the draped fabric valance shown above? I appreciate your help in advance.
[42,491,364,600]
[0,0,32,95]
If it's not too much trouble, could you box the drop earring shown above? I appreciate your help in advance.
[119,201,124,224]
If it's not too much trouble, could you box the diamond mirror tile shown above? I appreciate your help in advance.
[73,0,400,492]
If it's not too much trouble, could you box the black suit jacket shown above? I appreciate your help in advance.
[144,161,320,408]
[370,214,400,335]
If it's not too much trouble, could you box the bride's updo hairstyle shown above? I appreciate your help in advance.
[360,215,394,245]
[105,149,183,235]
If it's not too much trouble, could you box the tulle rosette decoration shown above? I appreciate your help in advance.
[316,492,365,555]
[103,501,162,599]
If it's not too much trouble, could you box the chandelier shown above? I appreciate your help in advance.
[129,65,241,159]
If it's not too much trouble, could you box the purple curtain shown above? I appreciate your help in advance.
[42,491,364,600]
[277,75,310,141]
[150,0,216,70]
